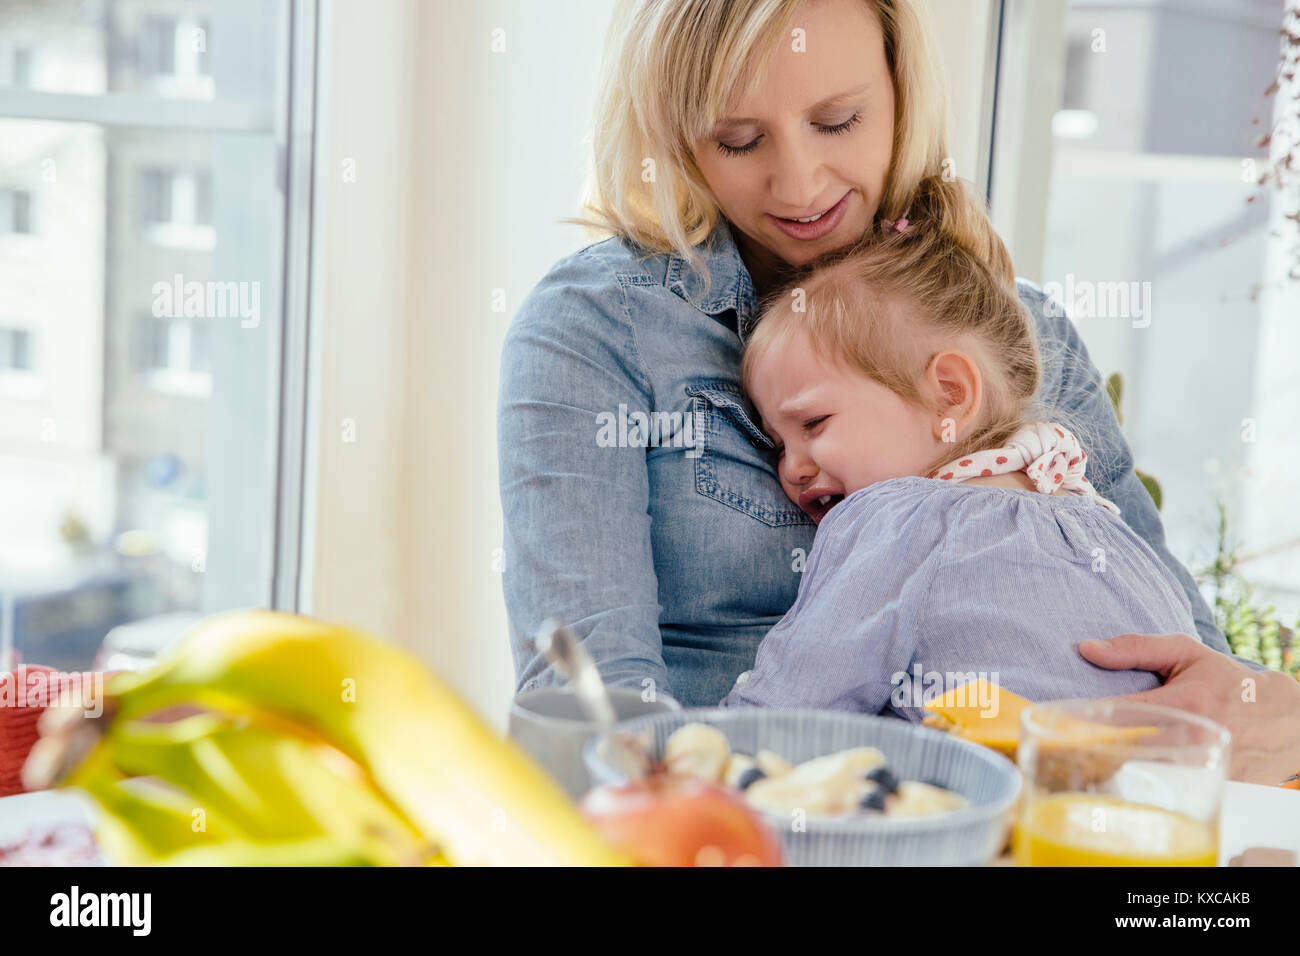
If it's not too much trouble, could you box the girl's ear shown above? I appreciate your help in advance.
[926,350,983,441]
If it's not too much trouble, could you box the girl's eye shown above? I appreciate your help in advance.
[802,416,828,432]
[816,113,862,136]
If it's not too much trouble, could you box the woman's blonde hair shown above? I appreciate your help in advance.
[741,176,1056,477]
[577,0,1014,286]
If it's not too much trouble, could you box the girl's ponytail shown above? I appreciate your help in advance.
[888,175,1017,289]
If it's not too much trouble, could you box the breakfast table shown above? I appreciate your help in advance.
[2,779,1296,866]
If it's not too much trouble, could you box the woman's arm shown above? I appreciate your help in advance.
[498,250,671,697]
[1018,280,1230,654]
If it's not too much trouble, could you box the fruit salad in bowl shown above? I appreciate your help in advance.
[658,721,969,818]
[584,708,1022,866]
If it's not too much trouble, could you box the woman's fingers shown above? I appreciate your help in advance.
[1078,632,1300,785]
[1102,679,1213,716]
[1077,632,1204,677]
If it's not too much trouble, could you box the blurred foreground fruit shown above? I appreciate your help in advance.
[921,680,1031,758]
[580,773,784,867]
[25,610,628,866]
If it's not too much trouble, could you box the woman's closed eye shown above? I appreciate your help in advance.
[715,113,863,156]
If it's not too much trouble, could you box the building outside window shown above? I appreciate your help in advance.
[0,0,308,672]
[0,188,33,234]
[0,327,34,372]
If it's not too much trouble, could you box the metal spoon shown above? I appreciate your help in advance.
[535,619,650,780]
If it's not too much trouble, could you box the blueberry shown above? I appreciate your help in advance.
[859,788,888,812]
[736,766,766,790]
[865,765,900,793]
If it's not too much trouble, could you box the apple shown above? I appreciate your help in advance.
[579,772,784,867]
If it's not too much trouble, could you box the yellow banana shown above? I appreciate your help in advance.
[100,714,309,841]
[61,610,626,866]
[90,773,379,868]
[72,752,233,865]
[94,714,434,864]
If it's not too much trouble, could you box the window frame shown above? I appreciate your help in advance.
[986,0,1070,282]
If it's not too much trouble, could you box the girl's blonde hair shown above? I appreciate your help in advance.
[577,0,1014,287]
[742,176,1049,478]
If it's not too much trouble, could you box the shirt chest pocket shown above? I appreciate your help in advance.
[685,382,811,528]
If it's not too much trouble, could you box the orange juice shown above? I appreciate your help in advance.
[1016,794,1217,866]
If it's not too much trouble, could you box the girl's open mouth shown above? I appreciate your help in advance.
[802,492,845,524]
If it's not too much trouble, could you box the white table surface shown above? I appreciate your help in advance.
[0,789,97,840]
[1217,780,1300,864]
[2,781,1296,865]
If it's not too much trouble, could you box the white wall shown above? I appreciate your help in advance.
[310,0,617,728]
[306,0,415,643]
[921,0,1000,189]
[399,0,619,728]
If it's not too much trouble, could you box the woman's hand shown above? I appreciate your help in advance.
[1080,633,1300,786]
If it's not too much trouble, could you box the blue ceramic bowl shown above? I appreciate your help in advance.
[584,708,1022,866]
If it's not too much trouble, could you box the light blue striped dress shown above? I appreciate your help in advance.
[720,476,1198,718]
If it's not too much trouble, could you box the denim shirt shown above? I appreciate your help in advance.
[497,216,1231,709]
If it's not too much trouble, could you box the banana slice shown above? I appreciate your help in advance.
[754,749,794,779]
[888,780,968,817]
[663,723,731,783]
[744,747,886,816]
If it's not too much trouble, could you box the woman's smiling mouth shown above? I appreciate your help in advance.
[768,191,852,242]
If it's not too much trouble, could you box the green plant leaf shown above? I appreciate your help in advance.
[1137,471,1162,511]
[1106,372,1124,426]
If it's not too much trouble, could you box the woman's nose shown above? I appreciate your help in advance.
[768,136,823,211]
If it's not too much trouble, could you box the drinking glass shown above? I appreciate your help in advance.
[1015,699,1230,866]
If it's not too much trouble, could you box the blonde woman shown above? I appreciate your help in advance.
[497,0,1300,785]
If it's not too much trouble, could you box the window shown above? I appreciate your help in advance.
[134,14,214,99]
[1053,36,1099,140]
[0,327,33,372]
[139,169,211,225]
[138,168,214,249]
[138,17,177,77]
[0,1,316,673]
[9,47,32,89]
[0,188,33,235]
[135,315,212,396]
[993,0,1300,625]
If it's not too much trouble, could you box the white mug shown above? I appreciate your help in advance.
[507,685,680,799]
